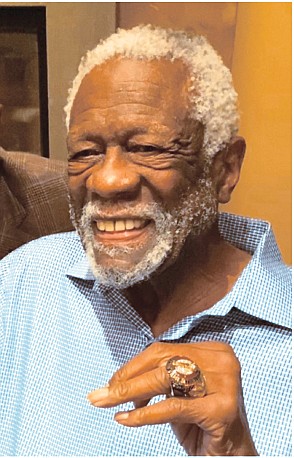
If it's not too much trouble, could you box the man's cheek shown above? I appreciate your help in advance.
[68,174,88,202]
[68,188,87,224]
[143,168,194,203]
[68,160,95,175]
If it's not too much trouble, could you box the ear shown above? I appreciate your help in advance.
[211,136,246,204]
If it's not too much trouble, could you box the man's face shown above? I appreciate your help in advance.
[67,57,218,288]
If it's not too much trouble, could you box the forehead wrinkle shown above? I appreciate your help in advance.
[108,79,166,88]
[70,58,193,137]
[79,87,167,111]
[68,123,151,145]
[107,82,170,99]
[87,100,163,111]
[70,99,170,134]
[73,62,190,113]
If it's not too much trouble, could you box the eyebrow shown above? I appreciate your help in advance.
[68,126,150,145]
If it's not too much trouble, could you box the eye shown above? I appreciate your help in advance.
[70,149,104,160]
[128,144,159,153]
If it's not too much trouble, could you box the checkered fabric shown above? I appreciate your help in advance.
[0,147,73,259]
[0,213,291,456]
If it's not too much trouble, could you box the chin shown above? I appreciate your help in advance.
[85,230,174,289]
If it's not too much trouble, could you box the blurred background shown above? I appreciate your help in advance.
[0,2,291,263]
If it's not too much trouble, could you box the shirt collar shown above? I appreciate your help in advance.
[217,213,291,329]
[67,213,292,329]
[67,255,95,280]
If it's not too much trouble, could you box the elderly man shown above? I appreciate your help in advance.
[0,26,291,456]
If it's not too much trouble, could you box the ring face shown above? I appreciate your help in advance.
[166,356,206,398]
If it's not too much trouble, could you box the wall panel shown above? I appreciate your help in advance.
[228,2,291,263]
[118,2,237,68]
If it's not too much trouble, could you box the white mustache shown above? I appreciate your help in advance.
[82,201,169,222]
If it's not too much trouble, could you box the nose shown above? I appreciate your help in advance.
[86,146,141,199]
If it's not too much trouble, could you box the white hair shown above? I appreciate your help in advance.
[64,24,239,158]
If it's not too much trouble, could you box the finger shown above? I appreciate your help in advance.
[170,422,200,450]
[109,342,171,384]
[134,399,151,409]
[109,341,238,386]
[88,365,237,409]
[88,366,170,407]
[113,395,212,427]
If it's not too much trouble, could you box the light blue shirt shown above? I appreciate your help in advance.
[0,213,291,456]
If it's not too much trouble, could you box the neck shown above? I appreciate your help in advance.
[123,223,251,337]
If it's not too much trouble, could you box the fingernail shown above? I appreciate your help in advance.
[115,412,129,422]
[87,387,109,404]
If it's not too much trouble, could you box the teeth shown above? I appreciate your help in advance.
[97,221,105,231]
[105,221,114,232]
[115,220,125,231]
[125,219,134,230]
[96,219,145,232]
[134,219,142,229]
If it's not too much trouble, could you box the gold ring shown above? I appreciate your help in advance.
[166,355,206,398]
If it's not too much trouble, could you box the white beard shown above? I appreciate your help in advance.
[69,174,218,289]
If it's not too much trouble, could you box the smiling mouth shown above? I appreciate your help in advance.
[93,218,152,241]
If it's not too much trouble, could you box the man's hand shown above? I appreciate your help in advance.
[87,341,258,456]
